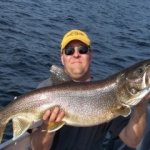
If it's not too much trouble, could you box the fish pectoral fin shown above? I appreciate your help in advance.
[111,105,131,117]
[42,121,66,133]
[12,116,32,140]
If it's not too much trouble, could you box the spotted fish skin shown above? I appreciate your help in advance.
[0,59,150,143]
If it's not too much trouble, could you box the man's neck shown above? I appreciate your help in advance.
[72,76,92,82]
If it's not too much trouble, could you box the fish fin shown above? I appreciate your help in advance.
[50,65,72,85]
[0,109,7,143]
[0,123,6,144]
[111,106,131,117]
[42,121,66,133]
[12,116,32,140]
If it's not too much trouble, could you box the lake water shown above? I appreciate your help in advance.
[0,0,150,143]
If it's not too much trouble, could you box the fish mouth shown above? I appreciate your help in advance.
[121,69,150,106]
[143,68,150,88]
[122,85,150,106]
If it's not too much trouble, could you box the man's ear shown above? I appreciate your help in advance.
[90,52,93,63]
[61,55,64,66]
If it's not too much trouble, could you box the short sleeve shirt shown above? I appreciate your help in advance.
[50,116,129,150]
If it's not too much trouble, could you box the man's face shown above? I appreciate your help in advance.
[61,40,92,81]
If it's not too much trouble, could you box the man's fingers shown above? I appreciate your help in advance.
[42,110,51,121]
[146,92,150,99]
[42,107,65,126]
[49,107,61,122]
[55,111,65,122]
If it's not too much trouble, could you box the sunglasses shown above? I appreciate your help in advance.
[63,46,91,55]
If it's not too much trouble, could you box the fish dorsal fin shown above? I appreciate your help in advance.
[42,121,66,133]
[12,116,32,140]
[50,65,72,85]
[111,105,131,117]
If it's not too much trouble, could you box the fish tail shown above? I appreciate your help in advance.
[0,108,7,143]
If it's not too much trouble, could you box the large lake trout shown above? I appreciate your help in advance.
[0,59,150,143]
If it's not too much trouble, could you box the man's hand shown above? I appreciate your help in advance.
[136,92,150,108]
[119,92,150,148]
[42,107,65,126]
[31,107,65,150]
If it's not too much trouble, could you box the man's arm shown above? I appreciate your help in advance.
[119,93,150,148]
[30,107,65,150]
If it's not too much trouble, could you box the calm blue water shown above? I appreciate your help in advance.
[0,0,150,143]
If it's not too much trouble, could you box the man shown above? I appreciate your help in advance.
[31,29,150,150]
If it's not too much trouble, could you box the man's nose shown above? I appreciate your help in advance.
[73,48,80,57]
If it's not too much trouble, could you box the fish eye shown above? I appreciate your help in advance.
[137,67,144,74]
[133,67,144,78]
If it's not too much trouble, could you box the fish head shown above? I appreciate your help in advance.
[117,59,150,106]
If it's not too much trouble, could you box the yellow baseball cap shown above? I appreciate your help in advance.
[60,29,91,52]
